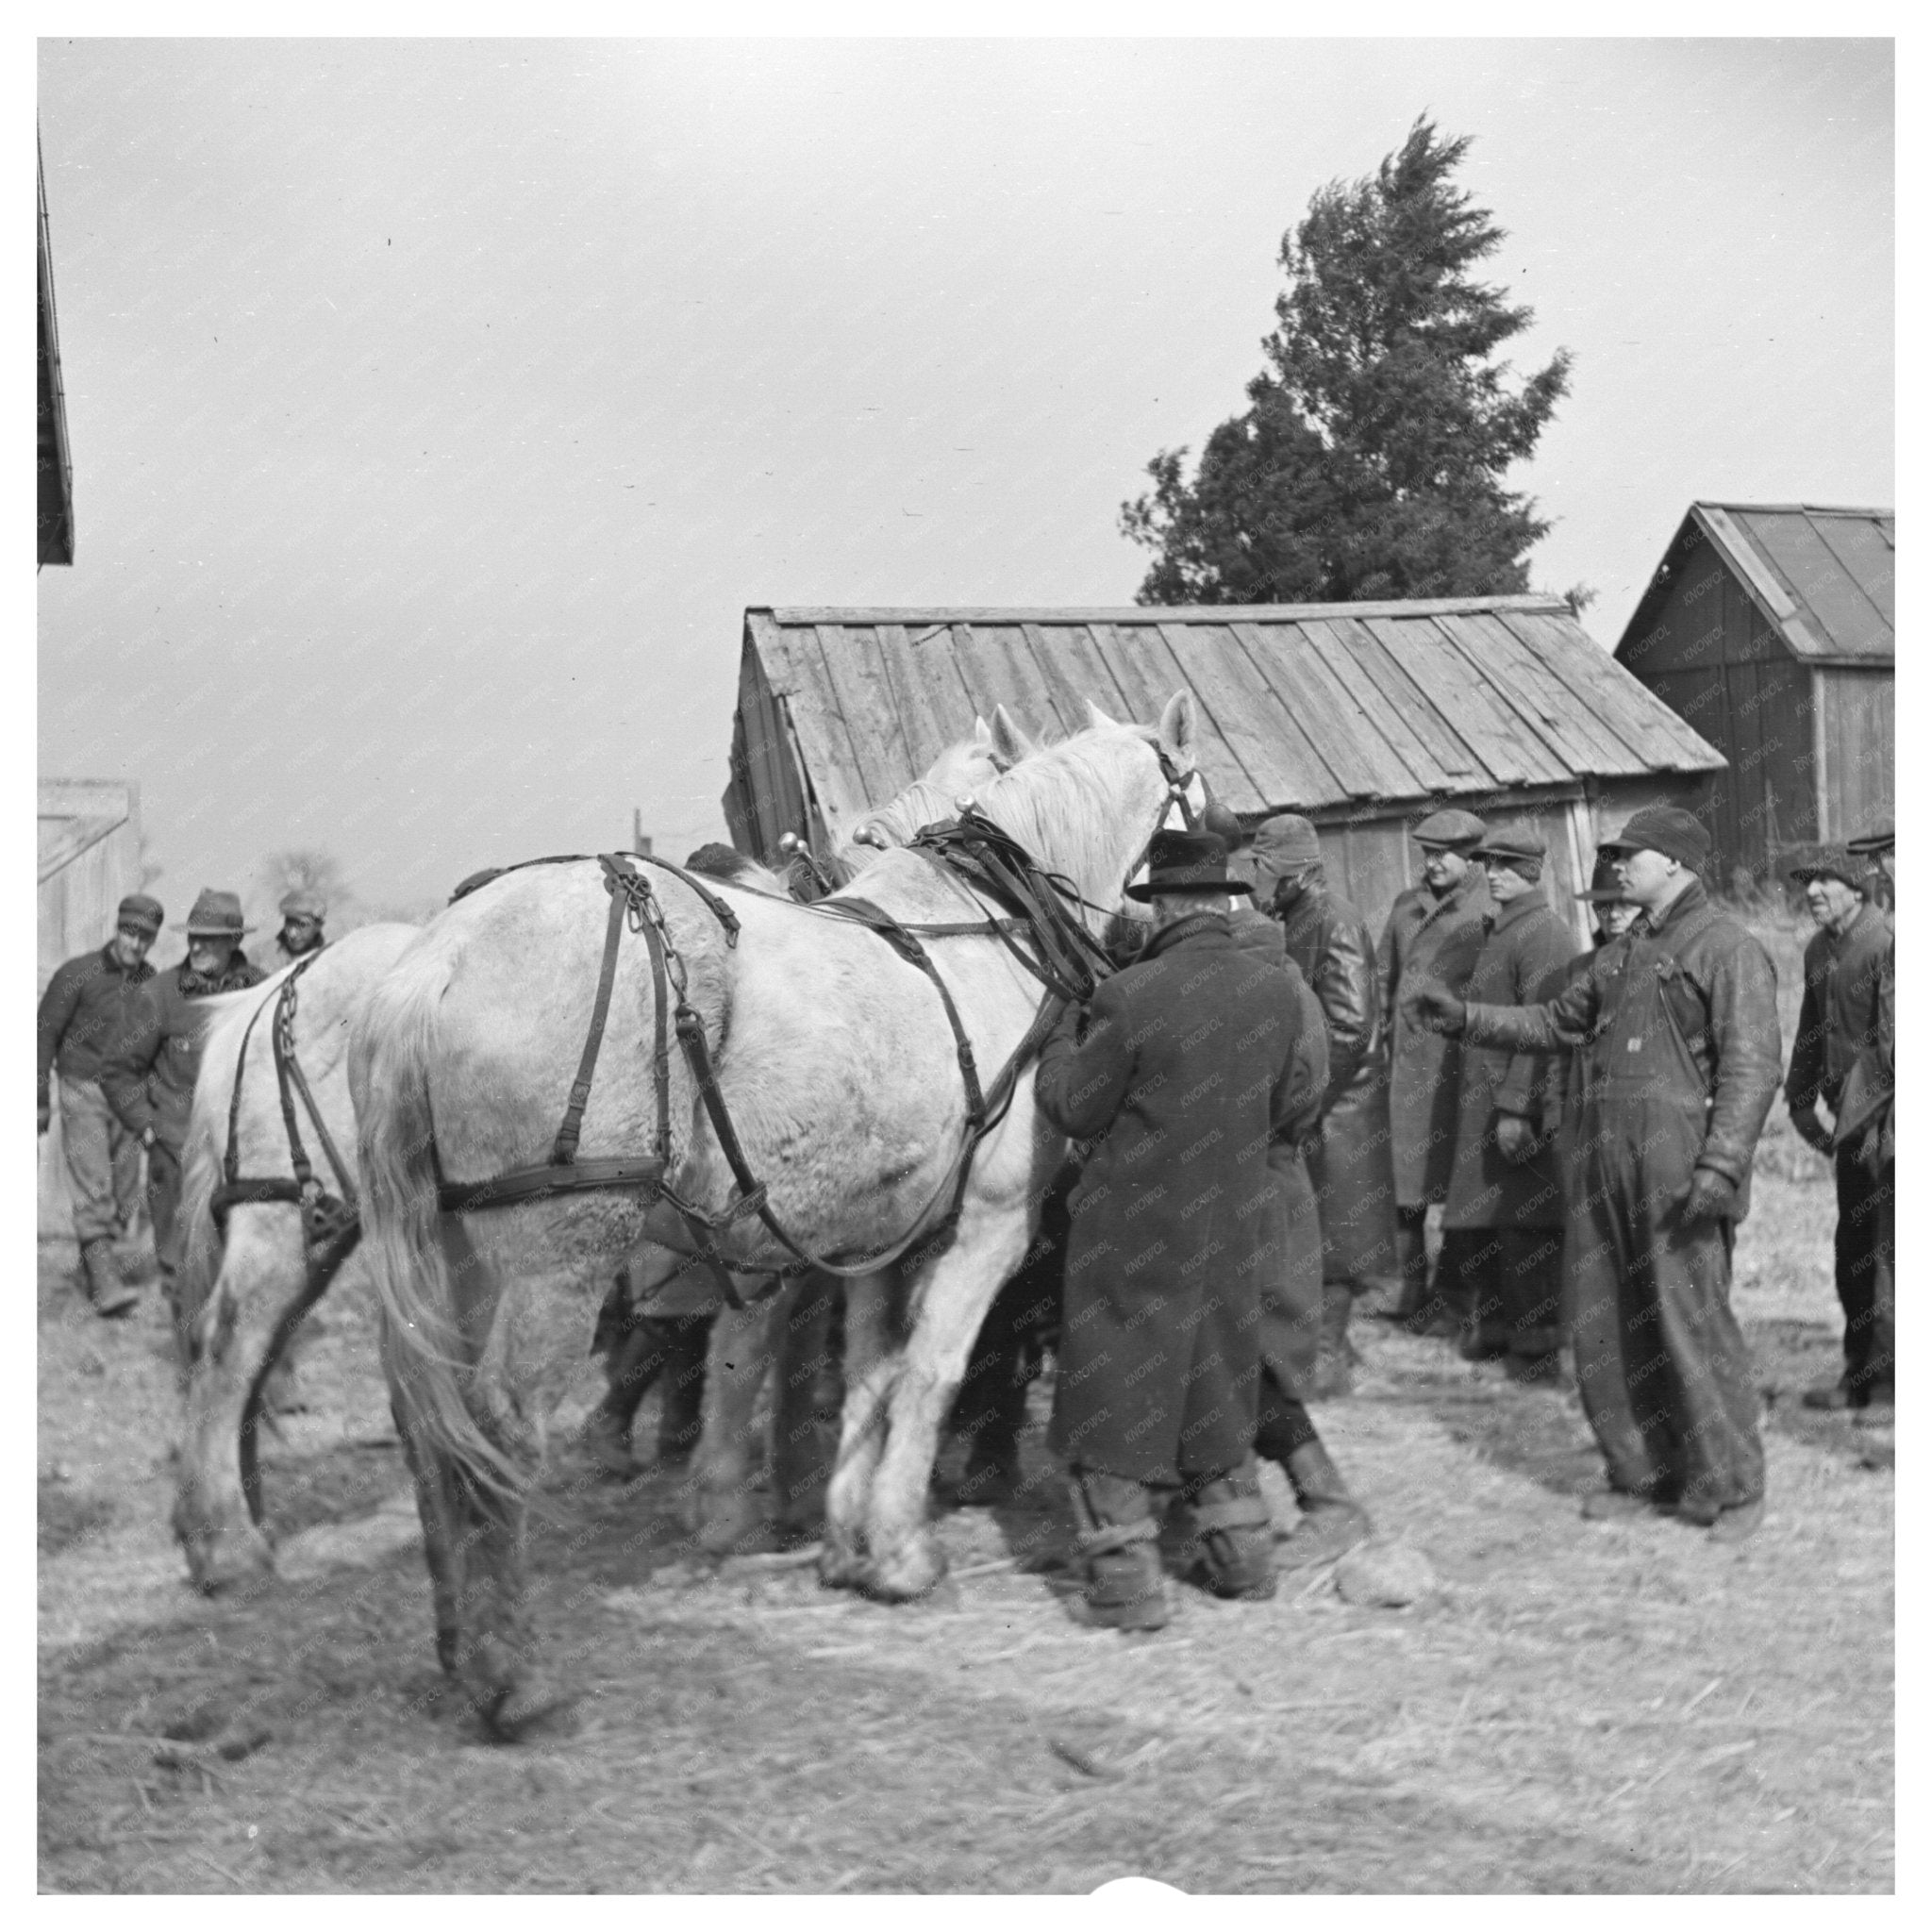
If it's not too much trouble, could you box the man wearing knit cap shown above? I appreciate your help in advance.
[1251,811,1398,1396]
[1409,806,1782,1540]
[1377,807,1491,1335]
[1785,847,1893,1417]
[36,893,165,1316]
[271,888,328,969]
[103,889,266,1334]
[1441,824,1574,1377]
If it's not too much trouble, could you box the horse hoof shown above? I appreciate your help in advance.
[860,1534,948,1603]
[181,1526,277,1596]
[816,1539,871,1591]
[483,1679,581,1743]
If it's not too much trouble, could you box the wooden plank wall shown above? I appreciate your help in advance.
[1814,667,1894,845]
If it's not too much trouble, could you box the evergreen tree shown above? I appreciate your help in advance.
[1121,119,1573,606]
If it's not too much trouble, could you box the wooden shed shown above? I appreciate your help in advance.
[39,780,142,1230]
[724,597,1724,950]
[1614,503,1894,883]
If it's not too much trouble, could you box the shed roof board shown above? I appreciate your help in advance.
[741,599,1724,824]
[1620,503,1895,668]
[39,779,134,883]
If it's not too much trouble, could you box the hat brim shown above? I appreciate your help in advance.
[176,924,256,937]
[1788,866,1859,889]
[1124,878,1254,903]
[1574,888,1632,904]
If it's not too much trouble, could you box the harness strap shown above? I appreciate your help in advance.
[438,1155,669,1214]
[553,861,635,1166]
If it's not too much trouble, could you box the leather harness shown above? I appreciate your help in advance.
[429,746,1199,1302]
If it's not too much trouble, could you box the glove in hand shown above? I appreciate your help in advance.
[1409,983,1466,1035]
[1493,1114,1540,1166]
[1678,1167,1739,1223]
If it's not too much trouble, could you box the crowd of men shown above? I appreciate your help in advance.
[38,803,1895,1636]
[1030,802,1894,1626]
[38,886,328,1323]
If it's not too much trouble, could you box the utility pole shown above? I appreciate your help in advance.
[632,810,651,858]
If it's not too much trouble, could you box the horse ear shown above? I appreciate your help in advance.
[989,705,1035,767]
[1084,697,1121,731]
[1158,689,1199,769]
[973,715,994,748]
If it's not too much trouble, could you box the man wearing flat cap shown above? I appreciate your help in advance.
[271,888,329,969]
[1250,811,1399,1396]
[1441,824,1575,1377]
[103,889,265,1330]
[1785,847,1893,1417]
[1033,827,1311,1629]
[1377,807,1491,1335]
[1846,820,1893,913]
[1409,806,1782,1541]
[37,893,165,1317]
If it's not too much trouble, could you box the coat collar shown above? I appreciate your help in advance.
[1484,891,1548,937]
[1141,910,1230,962]
[1635,876,1709,941]
[1418,867,1488,926]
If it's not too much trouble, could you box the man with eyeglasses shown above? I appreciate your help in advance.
[37,894,165,1317]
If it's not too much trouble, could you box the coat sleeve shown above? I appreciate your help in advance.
[99,980,166,1138]
[36,958,85,1108]
[1311,908,1374,1111]
[1276,976,1329,1141]
[1695,936,1783,1188]
[1491,915,1576,1119]
[1463,958,1605,1054]
[1783,939,1827,1114]
[1032,980,1138,1143]
[1375,907,1400,1038]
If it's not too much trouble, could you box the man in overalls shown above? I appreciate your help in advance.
[1409,808,1782,1540]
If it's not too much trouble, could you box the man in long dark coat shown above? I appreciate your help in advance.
[1441,824,1574,1376]
[102,888,265,1329]
[1249,810,1399,1395]
[1033,828,1307,1631]
[1378,808,1491,1334]
[1785,847,1894,1417]
[1410,808,1782,1540]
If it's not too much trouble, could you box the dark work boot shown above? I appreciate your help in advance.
[1181,1460,1276,1600]
[1307,1281,1359,1399]
[1278,1437,1372,1570]
[81,1239,140,1319]
[1070,1470,1169,1631]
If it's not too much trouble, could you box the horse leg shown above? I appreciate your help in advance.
[688,1285,787,1555]
[818,1268,898,1591]
[860,1213,1031,1601]
[172,1208,304,1594]
[389,1368,467,1678]
[772,1273,842,1542]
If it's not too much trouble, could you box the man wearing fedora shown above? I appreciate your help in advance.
[1033,827,1310,1630]
[1785,846,1894,1418]
[271,888,328,969]
[1441,824,1574,1377]
[37,893,166,1317]
[1247,810,1399,1397]
[103,888,265,1324]
[1410,807,1782,1540]
[1378,808,1491,1335]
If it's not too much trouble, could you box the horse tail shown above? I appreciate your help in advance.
[352,935,525,1507]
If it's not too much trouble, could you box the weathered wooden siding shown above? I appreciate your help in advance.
[1813,668,1894,843]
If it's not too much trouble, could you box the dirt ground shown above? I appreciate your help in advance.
[37,907,1892,1894]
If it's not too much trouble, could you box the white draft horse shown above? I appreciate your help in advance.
[169,724,1021,1599]
[352,694,1199,1734]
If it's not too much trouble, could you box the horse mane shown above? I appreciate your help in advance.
[965,724,1162,915]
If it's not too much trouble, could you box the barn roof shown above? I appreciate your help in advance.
[40,780,135,883]
[740,595,1723,826]
[1621,502,1895,668]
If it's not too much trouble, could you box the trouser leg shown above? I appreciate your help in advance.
[1391,1205,1430,1321]
[655,1315,712,1463]
[1835,1148,1892,1398]
[1642,1207,1763,1521]
[1067,1466,1168,1630]
[1499,1227,1565,1361]
[110,1109,142,1235]
[147,1140,184,1281]
[1567,1165,1675,1502]
[772,1275,841,1532]
[950,1271,1034,1487]
[59,1078,123,1249]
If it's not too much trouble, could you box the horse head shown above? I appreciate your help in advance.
[846,708,1035,854]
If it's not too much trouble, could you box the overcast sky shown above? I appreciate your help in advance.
[37,37,1892,917]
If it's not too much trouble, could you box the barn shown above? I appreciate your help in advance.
[39,780,143,1229]
[724,595,1724,950]
[1613,502,1894,883]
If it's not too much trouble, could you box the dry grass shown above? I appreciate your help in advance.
[38,1151,1891,1893]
